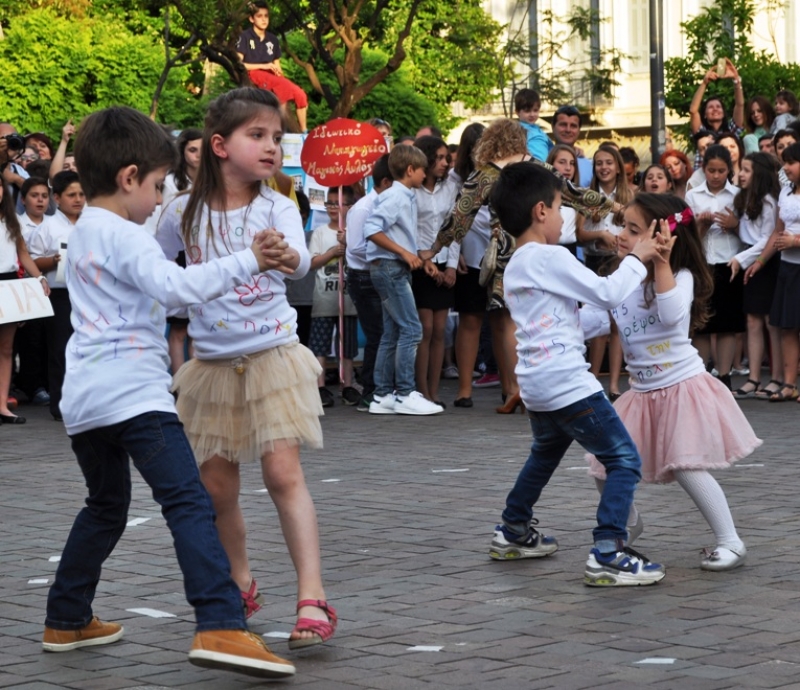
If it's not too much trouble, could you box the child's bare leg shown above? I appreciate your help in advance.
[589,335,608,377]
[261,441,328,641]
[415,308,433,398]
[781,329,800,388]
[489,309,519,396]
[766,319,783,385]
[608,325,623,396]
[199,455,250,590]
[316,356,327,387]
[455,313,482,399]
[0,323,18,416]
[168,323,189,373]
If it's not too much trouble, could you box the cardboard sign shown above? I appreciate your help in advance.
[0,278,54,324]
[300,118,388,186]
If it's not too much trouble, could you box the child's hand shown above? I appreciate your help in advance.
[252,229,295,274]
[598,231,618,251]
[417,248,437,262]
[332,242,345,258]
[442,267,457,288]
[653,219,676,263]
[714,207,738,232]
[403,251,423,270]
[336,230,346,245]
[728,257,741,281]
[630,226,662,264]
[743,261,761,284]
[457,255,468,275]
[774,231,799,251]
[423,259,439,281]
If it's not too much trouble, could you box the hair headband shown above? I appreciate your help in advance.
[667,207,694,233]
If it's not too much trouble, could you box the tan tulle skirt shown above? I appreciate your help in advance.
[173,341,324,464]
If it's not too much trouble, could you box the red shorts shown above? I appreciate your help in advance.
[248,70,308,108]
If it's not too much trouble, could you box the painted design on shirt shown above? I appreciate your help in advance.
[235,274,275,307]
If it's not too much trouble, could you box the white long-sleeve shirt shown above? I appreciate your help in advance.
[610,270,706,392]
[504,242,647,411]
[415,177,459,267]
[777,186,800,265]
[733,195,778,269]
[61,206,260,435]
[686,180,743,264]
[345,189,378,271]
[27,211,76,288]
[156,186,310,359]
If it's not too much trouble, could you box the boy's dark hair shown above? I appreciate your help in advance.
[619,146,639,166]
[773,127,799,153]
[776,89,800,116]
[693,128,715,146]
[52,170,80,196]
[371,154,392,187]
[734,152,780,221]
[74,106,177,201]
[758,134,773,145]
[514,88,541,112]
[295,189,310,226]
[490,161,560,238]
[327,185,355,206]
[702,144,734,181]
[20,176,49,198]
[247,0,268,15]
[387,145,427,180]
[25,159,50,181]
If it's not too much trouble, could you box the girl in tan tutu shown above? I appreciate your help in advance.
[588,193,761,571]
[156,87,335,649]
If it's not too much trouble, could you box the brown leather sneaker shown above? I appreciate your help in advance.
[188,629,295,679]
[43,617,123,652]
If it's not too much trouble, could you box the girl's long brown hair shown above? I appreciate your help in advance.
[180,87,284,254]
[0,184,21,244]
[628,193,713,333]
[591,143,633,207]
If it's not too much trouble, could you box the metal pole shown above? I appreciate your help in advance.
[528,0,539,88]
[649,0,665,161]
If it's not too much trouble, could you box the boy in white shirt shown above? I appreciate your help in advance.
[486,161,667,586]
[42,105,296,679]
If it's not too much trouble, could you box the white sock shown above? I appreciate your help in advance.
[674,470,743,551]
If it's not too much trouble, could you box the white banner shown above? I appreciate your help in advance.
[0,278,54,325]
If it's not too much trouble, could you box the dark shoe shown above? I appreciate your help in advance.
[319,387,335,408]
[356,393,374,412]
[496,392,524,414]
[341,386,361,405]
[32,388,51,406]
[718,373,732,391]
[433,400,447,409]
[52,413,63,422]
[733,379,761,399]
[454,397,473,408]
[0,414,25,424]
[608,391,622,402]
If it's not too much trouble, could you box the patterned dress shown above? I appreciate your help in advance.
[435,159,615,310]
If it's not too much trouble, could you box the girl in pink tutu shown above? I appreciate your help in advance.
[589,193,761,571]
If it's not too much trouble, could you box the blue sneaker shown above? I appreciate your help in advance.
[584,546,665,586]
[32,388,50,406]
[489,523,558,560]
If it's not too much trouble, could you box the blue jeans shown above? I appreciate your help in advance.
[45,412,246,632]
[502,392,641,550]
[347,268,383,396]
[369,260,422,397]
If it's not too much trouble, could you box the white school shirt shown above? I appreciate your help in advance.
[504,242,647,411]
[460,205,490,269]
[685,179,742,264]
[610,270,706,392]
[559,205,578,245]
[27,211,76,288]
[733,195,778,269]
[582,188,620,256]
[309,222,356,317]
[156,186,310,359]
[345,189,378,271]
[18,212,42,245]
[415,177,459,267]
[777,186,800,265]
[0,220,18,273]
[61,206,260,435]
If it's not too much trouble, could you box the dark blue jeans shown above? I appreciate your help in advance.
[502,392,641,551]
[347,268,383,396]
[45,412,246,632]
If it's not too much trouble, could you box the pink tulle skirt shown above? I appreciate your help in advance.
[588,372,762,484]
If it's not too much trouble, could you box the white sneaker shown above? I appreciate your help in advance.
[369,393,397,415]
[394,391,444,416]
[442,365,459,379]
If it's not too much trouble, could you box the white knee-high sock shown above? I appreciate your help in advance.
[674,470,743,550]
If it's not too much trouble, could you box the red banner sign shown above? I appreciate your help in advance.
[300,118,388,187]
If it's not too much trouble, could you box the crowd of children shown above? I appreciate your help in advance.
[2,49,798,680]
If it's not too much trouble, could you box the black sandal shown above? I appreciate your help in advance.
[733,379,761,399]
[755,379,782,400]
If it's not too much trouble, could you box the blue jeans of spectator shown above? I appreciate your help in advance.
[347,268,383,396]
[369,260,422,397]
[45,411,246,632]
[501,391,641,550]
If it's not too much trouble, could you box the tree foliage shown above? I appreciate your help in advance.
[665,0,800,142]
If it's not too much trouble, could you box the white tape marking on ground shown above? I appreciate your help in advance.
[48,556,61,562]
[406,645,443,652]
[635,658,676,665]
[431,469,469,473]
[126,608,176,618]
[28,578,49,584]
[321,478,342,483]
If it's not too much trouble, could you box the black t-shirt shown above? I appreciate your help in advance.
[236,27,281,65]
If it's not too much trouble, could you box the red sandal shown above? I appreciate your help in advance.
[241,579,264,619]
[287,599,337,650]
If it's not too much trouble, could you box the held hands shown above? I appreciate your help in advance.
[423,258,441,283]
[403,250,423,270]
[251,229,295,274]
[456,255,468,275]
[417,247,437,262]
[442,267,457,288]
[774,231,799,251]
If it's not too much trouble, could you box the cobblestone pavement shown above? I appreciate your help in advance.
[1,377,799,689]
